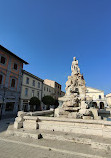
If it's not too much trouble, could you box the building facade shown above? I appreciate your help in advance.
[42,83,55,110]
[86,87,107,109]
[44,79,62,99]
[20,72,65,111]
[42,83,55,98]
[20,70,43,111]
[61,91,65,97]
[0,45,28,118]
[106,93,111,108]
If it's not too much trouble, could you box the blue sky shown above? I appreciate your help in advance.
[0,0,111,94]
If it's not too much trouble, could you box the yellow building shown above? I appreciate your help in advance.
[44,79,62,99]
[86,87,107,109]
[20,70,43,111]
[42,83,55,98]
[106,93,111,107]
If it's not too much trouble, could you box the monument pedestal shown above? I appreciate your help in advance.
[23,116,39,130]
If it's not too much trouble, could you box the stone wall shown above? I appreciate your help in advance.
[14,114,111,138]
[37,116,111,138]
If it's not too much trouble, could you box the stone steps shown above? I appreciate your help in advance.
[6,124,111,151]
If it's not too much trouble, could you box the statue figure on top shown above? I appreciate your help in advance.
[71,57,80,76]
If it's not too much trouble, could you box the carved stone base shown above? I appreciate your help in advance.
[14,121,23,129]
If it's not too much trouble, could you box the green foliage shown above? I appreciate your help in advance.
[29,97,41,111]
[42,96,55,105]
[29,97,40,106]
[42,95,55,110]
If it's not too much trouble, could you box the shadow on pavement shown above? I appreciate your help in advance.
[0,117,15,133]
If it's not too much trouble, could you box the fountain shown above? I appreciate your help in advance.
[12,57,111,141]
[56,57,94,119]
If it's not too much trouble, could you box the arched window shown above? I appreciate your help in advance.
[0,74,3,85]
[11,79,15,87]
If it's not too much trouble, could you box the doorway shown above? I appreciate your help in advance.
[100,102,104,109]
[92,102,98,108]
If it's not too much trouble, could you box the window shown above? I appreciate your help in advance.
[26,77,29,84]
[32,90,34,97]
[5,102,14,111]
[25,88,28,96]
[0,74,3,85]
[47,87,48,92]
[0,56,6,64]
[37,91,39,98]
[38,82,40,88]
[32,80,35,86]
[99,95,101,99]
[14,63,18,70]
[11,79,15,87]
[44,86,45,91]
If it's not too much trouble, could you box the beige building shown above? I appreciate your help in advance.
[20,70,43,111]
[106,93,111,107]
[20,73,65,111]
[61,91,65,97]
[42,84,55,98]
[42,84,55,110]
[86,87,107,109]
[44,79,62,99]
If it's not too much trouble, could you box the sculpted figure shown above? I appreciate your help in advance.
[71,57,80,76]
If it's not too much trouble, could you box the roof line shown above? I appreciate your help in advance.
[44,79,61,85]
[0,45,29,64]
[23,70,44,82]
[86,86,104,92]
[106,93,111,96]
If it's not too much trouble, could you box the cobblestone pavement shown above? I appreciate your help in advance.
[0,138,80,158]
[0,136,109,158]
[0,119,111,158]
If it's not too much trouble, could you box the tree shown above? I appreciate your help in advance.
[29,97,41,111]
[42,95,55,110]
[54,99,59,109]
